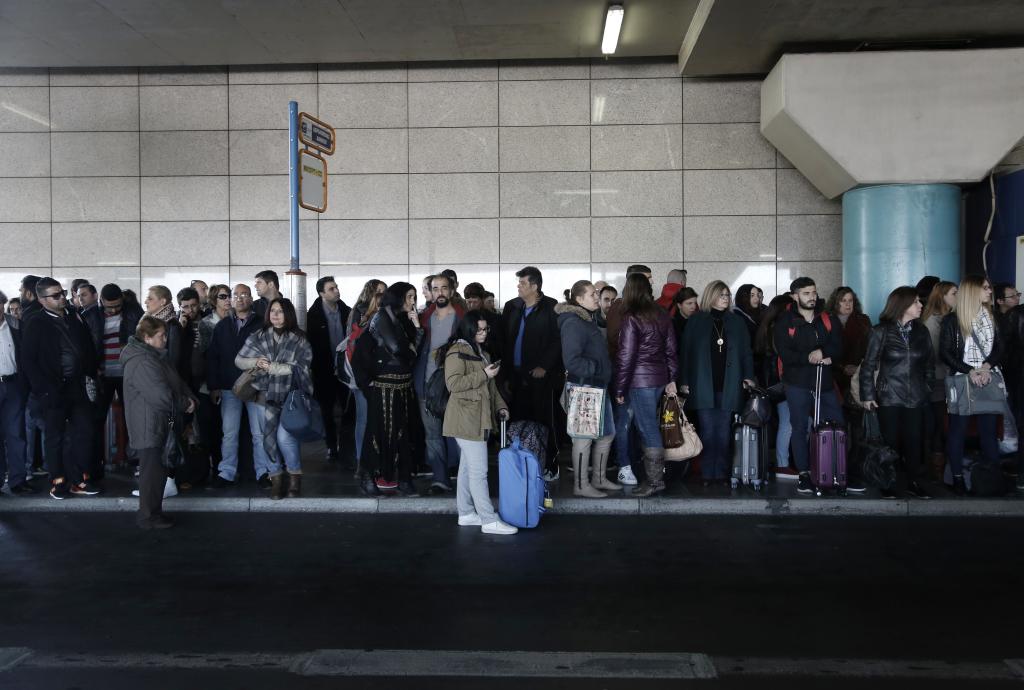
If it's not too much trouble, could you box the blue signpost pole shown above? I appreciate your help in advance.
[287,100,307,326]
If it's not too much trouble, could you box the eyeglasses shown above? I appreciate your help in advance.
[477,326,490,333]
[216,294,230,300]
[42,290,66,300]
[1005,292,1022,299]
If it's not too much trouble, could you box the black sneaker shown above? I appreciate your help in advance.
[70,482,101,496]
[325,448,339,463]
[360,477,381,496]
[952,475,967,496]
[257,474,272,490]
[10,483,37,496]
[138,516,174,530]
[49,481,70,500]
[209,475,235,489]
[905,480,932,500]
[880,487,897,499]
[797,472,814,494]
[397,480,419,497]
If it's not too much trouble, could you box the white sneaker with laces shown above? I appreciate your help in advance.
[542,467,560,482]
[164,478,178,498]
[617,466,638,486]
[457,513,482,526]
[481,520,518,535]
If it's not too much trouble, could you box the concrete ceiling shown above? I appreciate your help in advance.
[680,0,1024,76]
[0,0,699,68]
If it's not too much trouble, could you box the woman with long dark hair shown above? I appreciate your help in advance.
[860,286,934,499]
[347,279,386,469]
[613,273,678,497]
[234,298,314,499]
[755,295,797,478]
[826,286,871,403]
[733,284,765,341]
[680,281,756,486]
[556,280,619,497]
[442,310,515,534]
[359,282,423,496]
[939,275,1004,495]
[921,281,957,477]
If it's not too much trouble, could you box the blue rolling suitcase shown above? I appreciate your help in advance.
[497,420,545,528]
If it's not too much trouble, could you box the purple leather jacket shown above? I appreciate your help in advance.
[613,310,678,397]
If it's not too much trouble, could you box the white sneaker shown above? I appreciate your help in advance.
[542,467,560,482]
[131,489,139,497]
[617,466,638,486]
[131,479,178,499]
[457,513,482,526]
[481,520,518,535]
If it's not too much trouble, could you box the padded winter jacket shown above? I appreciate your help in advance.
[613,310,678,397]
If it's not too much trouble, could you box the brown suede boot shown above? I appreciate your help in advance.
[573,450,607,498]
[270,473,285,500]
[631,448,666,497]
[287,473,302,498]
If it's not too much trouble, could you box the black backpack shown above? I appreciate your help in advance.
[423,367,449,418]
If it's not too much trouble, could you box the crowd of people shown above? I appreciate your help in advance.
[0,263,1021,531]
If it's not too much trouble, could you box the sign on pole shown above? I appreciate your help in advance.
[298,112,336,155]
[298,149,328,213]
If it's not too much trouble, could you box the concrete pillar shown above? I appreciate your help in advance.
[842,184,961,320]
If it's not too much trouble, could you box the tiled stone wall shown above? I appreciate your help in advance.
[0,59,843,306]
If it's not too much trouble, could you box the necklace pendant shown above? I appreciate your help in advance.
[716,337,724,347]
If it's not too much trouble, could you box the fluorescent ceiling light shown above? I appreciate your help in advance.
[602,5,624,54]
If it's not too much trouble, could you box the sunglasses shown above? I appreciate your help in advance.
[216,293,230,300]
[42,290,67,300]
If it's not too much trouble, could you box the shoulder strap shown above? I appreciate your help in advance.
[819,312,832,333]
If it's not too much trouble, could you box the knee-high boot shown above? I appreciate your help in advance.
[591,444,621,492]
[631,447,666,497]
[573,449,607,498]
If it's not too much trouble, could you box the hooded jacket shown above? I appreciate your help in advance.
[556,303,612,388]
[656,282,683,316]
[773,303,843,391]
[120,336,195,450]
[442,340,506,442]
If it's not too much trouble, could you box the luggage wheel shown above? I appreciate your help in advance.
[814,487,823,497]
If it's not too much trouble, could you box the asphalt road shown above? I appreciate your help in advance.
[1,513,1021,688]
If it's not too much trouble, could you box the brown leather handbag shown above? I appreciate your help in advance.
[660,393,703,462]
[231,367,260,402]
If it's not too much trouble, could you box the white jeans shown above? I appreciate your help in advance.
[454,438,497,524]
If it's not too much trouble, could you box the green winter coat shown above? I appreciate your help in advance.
[442,340,507,442]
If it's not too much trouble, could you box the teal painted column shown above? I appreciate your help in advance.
[842,184,961,321]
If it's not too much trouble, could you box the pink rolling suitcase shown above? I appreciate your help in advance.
[809,364,848,496]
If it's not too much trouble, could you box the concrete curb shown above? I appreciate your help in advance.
[1,495,1023,516]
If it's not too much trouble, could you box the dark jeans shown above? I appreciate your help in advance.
[314,378,349,454]
[508,369,558,471]
[136,446,167,526]
[696,392,732,480]
[946,413,1000,476]
[786,385,844,472]
[877,404,924,478]
[0,379,27,488]
[42,382,93,485]
[197,391,222,469]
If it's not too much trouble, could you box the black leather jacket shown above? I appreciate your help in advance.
[938,312,1003,375]
[859,321,934,408]
[366,307,423,376]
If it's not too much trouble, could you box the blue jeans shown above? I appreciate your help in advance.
[775,400,792,468]
[217,389,270,481]
[353,388,368,464]
[628,386,665,449]
[696,392,732,480]
[947,413,1000,476]
[786,385,844,472]
[612,395,634,470]
[274,422,302,474]
[0,380,27,488]
[420,399,458,485]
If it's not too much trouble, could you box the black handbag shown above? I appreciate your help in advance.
[739,385,773,428]
[857,412,897,491]
[161,415,186,471]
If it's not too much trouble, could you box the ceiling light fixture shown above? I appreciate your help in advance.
[601,4,624,55]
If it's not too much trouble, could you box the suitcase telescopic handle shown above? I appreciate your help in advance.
[813,362,824,427]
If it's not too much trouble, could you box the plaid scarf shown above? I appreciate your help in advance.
[964,308,994,369]
[150,302,176,323]
[236,328,314,467]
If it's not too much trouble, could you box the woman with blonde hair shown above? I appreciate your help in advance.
[939,275,1005,495]
[347,279,386,469]
[921,281,957,475]
[680,281,756,486]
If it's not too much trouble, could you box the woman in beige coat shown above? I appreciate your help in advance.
[442,311,516,535]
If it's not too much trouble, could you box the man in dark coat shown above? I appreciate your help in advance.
[500,266,562,478]
[306,276,351,464]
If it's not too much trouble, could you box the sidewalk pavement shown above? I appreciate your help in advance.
[2,441,1022,517]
